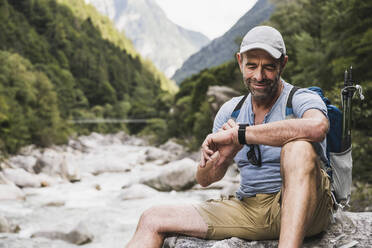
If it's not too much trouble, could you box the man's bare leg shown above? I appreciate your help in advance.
[279,141,321,248]
[126,204,208,248]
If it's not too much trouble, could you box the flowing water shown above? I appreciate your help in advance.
[0,135,225,247]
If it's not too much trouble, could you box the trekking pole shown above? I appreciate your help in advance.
[341,66,364,152]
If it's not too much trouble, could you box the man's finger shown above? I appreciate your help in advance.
[202,134,216,152]
[202,150,211,161]
[222,123,229,130]
[200,151,206,167]
[227,119,237,127]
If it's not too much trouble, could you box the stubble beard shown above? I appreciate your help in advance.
[244,73,281,103]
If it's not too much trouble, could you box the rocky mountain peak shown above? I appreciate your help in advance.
[172,0,275,84]
[85,0,210,78]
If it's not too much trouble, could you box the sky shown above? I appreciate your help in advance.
[154,0,258,40]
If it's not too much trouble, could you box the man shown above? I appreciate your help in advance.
[126,26,333,248]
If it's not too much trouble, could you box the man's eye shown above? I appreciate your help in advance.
[264,66,276,71]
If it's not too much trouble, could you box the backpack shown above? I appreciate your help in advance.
[231,86,352,208]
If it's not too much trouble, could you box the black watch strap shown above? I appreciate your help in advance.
[238,124,249,145]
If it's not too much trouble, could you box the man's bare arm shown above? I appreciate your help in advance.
[244,109,329,146]
[201,109,328,168]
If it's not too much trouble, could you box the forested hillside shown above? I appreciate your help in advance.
[168,0,372,183]
[57,0,178,94]
[0,0,173,153]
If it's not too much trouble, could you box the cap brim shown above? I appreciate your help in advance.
[240,43,282,59]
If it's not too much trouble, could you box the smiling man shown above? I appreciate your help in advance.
[126,26,333,248]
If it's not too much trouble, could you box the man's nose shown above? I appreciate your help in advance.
[252,68,264,82]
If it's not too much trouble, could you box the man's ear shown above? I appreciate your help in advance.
[281,55,288,70]
[236,53,243,73]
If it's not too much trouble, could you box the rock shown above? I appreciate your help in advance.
[33,150,80,181]
[144,147,174,164]
[124,136,148,146]
[84,160,132,176]
[8,155,37,173]
[76,132,105,150]
[225,163,239,180]
[141,158,197,191]
[2,168,61,188]
[0,184,25,200]
[34,149,65,177]
[0,172,13,185]
[206,86,240,118]
[159,140,187,159]
[119,184,159,200]
[68,139,87,153]
[31,223,93,245]
[0,216,19,234]
[69,132,131,152]
[163,211,372,248]
[61,155,81,182]
[188,150,202,162]
[18,144,42,157]
[0,215,10,233]
[100,132,130,146]
[2,168,42,188]
[220,182,240,198]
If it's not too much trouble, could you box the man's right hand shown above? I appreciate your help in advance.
[200,119,242,168]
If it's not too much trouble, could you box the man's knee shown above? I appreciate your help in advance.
[137,206,163,233]
[280,141,318,176]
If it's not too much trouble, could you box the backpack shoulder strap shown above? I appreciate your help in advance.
[231,95,248,120]
[286,86,300,117]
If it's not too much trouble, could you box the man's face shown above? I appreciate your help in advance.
[238,49,282,102]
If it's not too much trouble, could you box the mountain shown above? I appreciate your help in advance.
[85,0,210,78]
[172,0,275,84]
[0,0,173,153]
[58,0,178,94]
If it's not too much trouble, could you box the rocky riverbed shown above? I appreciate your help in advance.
[0,132,371,248]
[0,132,239,247]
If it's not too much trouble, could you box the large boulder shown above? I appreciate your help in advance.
[207,86,240,118]
[163,211,372,248]
[141,158,197,191]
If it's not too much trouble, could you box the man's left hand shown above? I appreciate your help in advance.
[200,123,243,168]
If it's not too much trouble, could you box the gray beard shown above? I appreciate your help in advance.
[245,73,281,103]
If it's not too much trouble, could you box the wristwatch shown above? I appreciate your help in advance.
[238,124,249,145]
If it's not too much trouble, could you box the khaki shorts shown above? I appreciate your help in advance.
[193,169,333,240]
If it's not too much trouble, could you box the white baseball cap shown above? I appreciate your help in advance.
[239,26,286,59]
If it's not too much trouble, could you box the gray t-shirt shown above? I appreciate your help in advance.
[212,80,328,199]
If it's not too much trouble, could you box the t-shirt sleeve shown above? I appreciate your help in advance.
[212,96,243,133]
[292,89,328,118]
